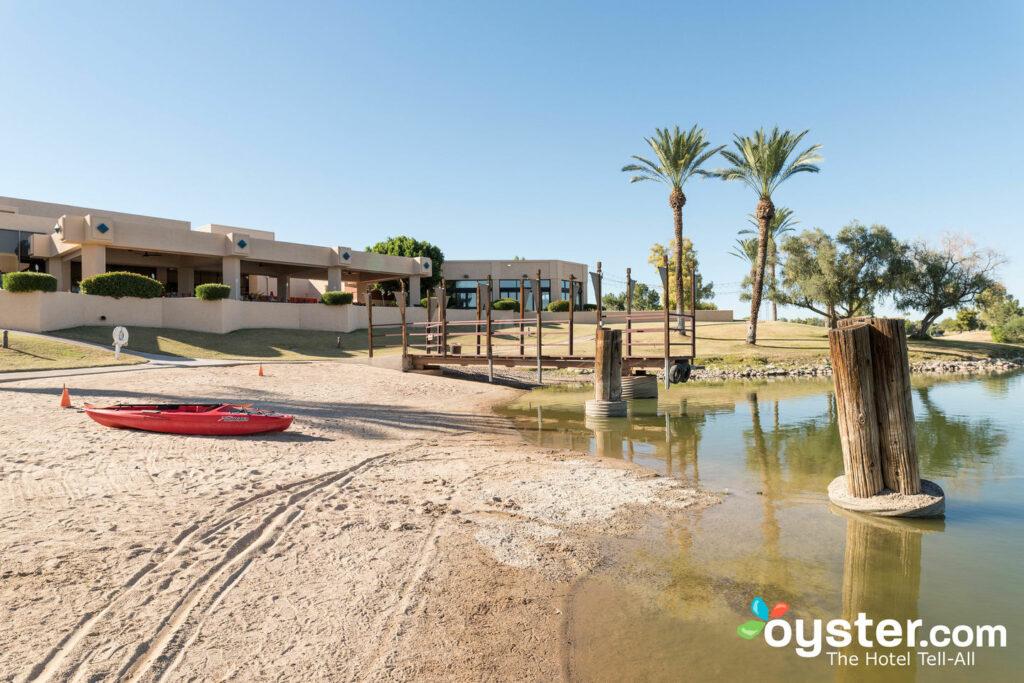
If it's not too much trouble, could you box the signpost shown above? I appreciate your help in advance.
[112,326,129,360]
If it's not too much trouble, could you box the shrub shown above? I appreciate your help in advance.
[420,297,430,308]
[580,303,598,311]
[491,298,518,311]
[992,315,1024,344]
[1,271,57,293]
[79,271,164,298]
[547,300,570,312]
[195,283,231,301]
[321,290,353,305]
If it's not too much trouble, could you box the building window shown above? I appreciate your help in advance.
[0,228,45,273]
[524,279,550,311]
[447,279,486,309]
[498,279,522,302]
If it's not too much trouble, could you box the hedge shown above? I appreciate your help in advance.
[195,283,231,301]
[491,298,518,311]
[321,291,353,305]
[79,271,164,298]
[1,271,58,293]
[547,300,570,312]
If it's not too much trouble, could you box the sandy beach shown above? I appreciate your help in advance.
[0,362,713,681]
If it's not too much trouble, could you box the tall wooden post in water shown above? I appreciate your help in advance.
[625,267,632,358]
[828,317,943,516]
[585,328,626,417]
[568,274,576,355]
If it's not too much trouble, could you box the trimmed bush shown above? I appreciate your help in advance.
[420,297,429,308]
[321,290,353,305]
[580,303,597,311]
[195,283,231,301]
[547,300,571,312]
[2,271,57,293]
[79,271,164,298]
[491,298,518,311]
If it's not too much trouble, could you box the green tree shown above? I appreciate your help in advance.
[778,222,907,328]
[623,126,724,324]
[977,284,1022,329]
[711,128,822,344]
[894,235,1003,338]
[603,281,661,311]
[365,236,444,296]
[648,239,715,309]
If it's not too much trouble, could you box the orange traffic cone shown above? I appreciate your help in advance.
[59,384,72,408]
[258,364,265,377]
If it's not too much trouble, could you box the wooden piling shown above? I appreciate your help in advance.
[690,266,697,359]
[535,269,543,384]
[625,267,632,358]
[475,283,482,355]
[594,328,623,401]
[595,261,603,327]
[367,285,374,359]
[839,317,921,494]
[485,281,493,382]
[439,281,448,357]
[397,280,408,359]
[662,255,671,390]
[519,277,526,356]
[828,323,884,497]
[568,274,576,355]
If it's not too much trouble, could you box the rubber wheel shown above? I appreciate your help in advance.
[669,361,692,384]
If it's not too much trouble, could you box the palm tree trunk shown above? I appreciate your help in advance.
[746,198,774,345]
[769,248,778,321]
[670,188,686,330]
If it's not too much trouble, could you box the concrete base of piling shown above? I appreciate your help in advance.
[827,476,946,518]
[585,399,628,418]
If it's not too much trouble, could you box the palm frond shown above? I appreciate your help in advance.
[623,125,723,190]
[712,128,823,199]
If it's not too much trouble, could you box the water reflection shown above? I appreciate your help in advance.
[498,373,1021,681]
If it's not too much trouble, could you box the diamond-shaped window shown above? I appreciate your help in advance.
[342,251,351,260]
[96,223,110,234]
[237,239,248,249]
[423,261,430,269]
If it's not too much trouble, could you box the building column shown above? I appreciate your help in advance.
[156,267,169,287]
[409,275,421,306]
[47,257,70,291]
[80,244,106,280]
[178,267,195,296]
[327,267,342,292]
[352,281,367,304]
[278,276,290,302]
[222,256,241,300]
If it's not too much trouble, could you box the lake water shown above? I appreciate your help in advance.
[497,372,1024,682]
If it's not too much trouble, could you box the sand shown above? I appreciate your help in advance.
[0,363,714,681]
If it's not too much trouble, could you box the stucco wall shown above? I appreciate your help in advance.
[0,291,720,336]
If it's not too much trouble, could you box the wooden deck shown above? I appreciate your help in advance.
[407,353,691,371]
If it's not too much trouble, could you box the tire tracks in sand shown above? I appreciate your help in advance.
[21,448,412,683]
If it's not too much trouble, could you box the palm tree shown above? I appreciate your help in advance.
[623,126,724,325]
[712,128,822,344]
[738,207,798,321]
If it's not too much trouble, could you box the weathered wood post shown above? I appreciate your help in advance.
[846,317,921,494]
[585,327,627,417]
[625,267,632,358]
[535,269,543,384]
[366,284,374,358]
[690,265,697,359]
[439,280,448,358]
[829,322,883,497]
[568,274,576,355]
[828,317,944,516]
[519,277,526,356]
[475,283,482,356]
[595,261,603,327]
[1,329,7,349]
[484,281,494,383]
[395,281,409,366]
[661,255,671,390]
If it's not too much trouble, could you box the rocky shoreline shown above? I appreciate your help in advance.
[441,355,1024,388]
[693,355,1024,381]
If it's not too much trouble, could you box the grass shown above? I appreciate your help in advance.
[52,326,402,361]
[0,332,145,373]
[41,320,1024,367]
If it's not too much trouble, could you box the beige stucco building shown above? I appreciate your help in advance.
[442,259,589,310]
[0,196,431,303]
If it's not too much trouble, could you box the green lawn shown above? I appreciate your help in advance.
[52,326,402,361]
[0,332,145,373]
[40,321,1024,367]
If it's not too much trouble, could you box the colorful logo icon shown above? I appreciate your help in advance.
[737,596,789,639]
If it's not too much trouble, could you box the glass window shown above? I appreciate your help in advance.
[0,229,20,256]
[499,279,523,302]
[561,279,583,307]
[447,279,486,309]
[525,279,551,311]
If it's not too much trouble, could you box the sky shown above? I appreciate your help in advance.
[1,0,1021,316]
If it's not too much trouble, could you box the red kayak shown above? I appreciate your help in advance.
[84,403,293,435]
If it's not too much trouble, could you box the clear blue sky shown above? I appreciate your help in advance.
[2,1,1021,315]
